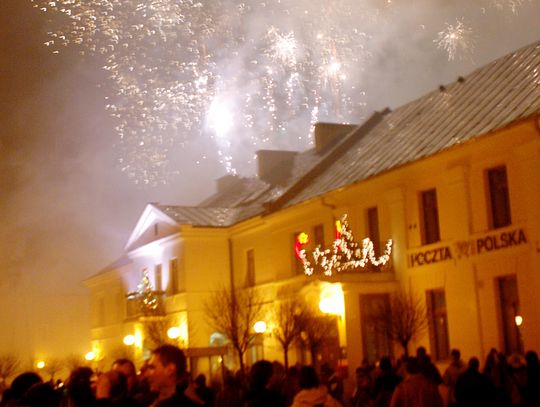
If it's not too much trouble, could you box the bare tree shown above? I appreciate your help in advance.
[273,298,307,369]
[0,354,20,384]
[369,288,428,357]
[64,354,84,372]
[143,317,173,349]
[299,307,339,370]
[43,357,64,381]
[204,286,263,373]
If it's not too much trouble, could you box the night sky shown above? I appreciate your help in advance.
[1,0,540,363]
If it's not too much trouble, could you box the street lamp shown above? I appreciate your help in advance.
[36,360,45,370]
[167,327,181,340]
[123,334,136,346]
[253,321,267,334]
[85,352,96,362]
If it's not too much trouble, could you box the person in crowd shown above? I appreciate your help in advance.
[60,367,95,407]
[94,369,142,407]
[192,374,214,407]
[455,357,496,407]
[215,371,242,407]
[416,347,442,384]
[267,362,286,404]
[145,344,200,406]
[19,382,62,407]
[443,349,466,407]
[111,360,137,398]
[371,357,401,407]
[350,366,372,407]
[320,364,343,405]
[282,366,300,407]
[290,365,341,407]
[523,350,540,407]
[242,360,284,407]
[389,357,443,407]
[506,353,527,407]
[1,372,43,407]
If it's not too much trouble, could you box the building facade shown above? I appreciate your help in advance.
[86,40,540,382]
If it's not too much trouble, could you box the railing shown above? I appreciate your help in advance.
[125,290,166,319]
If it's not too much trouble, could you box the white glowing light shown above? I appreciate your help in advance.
[36,360,46,369]
[319,283,345,316]
[253,320,267,333]
[515,315,523,326]
[207,96,234,139]
[123,334,136,346]
[85,351,96,361]
[167,327,181,339]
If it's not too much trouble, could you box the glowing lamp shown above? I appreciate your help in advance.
[253,321,267,334]
[123,334,136,346]
[85,352,96,361]
[515,315,523,327]
[36,361,45,369]
[167,327,181,339]
[319,283,345,316]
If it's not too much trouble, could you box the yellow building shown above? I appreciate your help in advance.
[86,40,540,380]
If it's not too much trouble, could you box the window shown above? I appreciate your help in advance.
[155,264,162,291]
[497,275,523,355]
[314,224,325,248]
[168,258,178,294]
[245,249,255,287]
[487,166,511,229]
[366,207,380,255]
[420,189,440,245]
[426,289,450,360]
[293,232,304,274]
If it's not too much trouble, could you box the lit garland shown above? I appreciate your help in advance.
[137,269,159,312]
[295,215,393,276]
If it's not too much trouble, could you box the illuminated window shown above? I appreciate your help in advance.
[487,166,511,229]
[168,258,178,295]
[366,207,380,255]
[155,264,162,291]
[245,249,255,287]
[426,289,449,361]
[420,189,440,245]
[314,224,325,248]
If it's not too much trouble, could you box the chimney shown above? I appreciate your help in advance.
[314,122,356,153]
[257,150,299,187]
[216,174,242,193]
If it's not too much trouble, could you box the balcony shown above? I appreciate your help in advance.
[126,290,166,320]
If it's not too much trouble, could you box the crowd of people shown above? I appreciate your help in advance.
[0,344,539,407]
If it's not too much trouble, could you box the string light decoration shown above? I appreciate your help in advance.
[126,269,161,314]
[295,215,393,276]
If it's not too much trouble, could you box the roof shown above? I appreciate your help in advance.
[155,39,540,227]
[278,39,540,208]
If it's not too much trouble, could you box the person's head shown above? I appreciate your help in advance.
[147,345,187,393]
[450,349,461,362]
[9,372,43,400]
[379,356,392,373]
[20,382,61,407]
[416,346,427,359]
[525,351,540,368]
[468,357,480,372]
[298,366,319,390]
[249,360,273,390]
[194,373,206,388]
[112,358,136,391]
[65,367,95,405]
[404,357,421,375]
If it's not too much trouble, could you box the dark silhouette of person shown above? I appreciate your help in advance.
[60,367,95,407]
[1,372,43,407]
[243,360,284,407]
[390,357,442,407]
[372,357,401,407]
[443,349,466,407]
[455,357,496,407]
[215,371,242,407]
[193,374,214,407]
[416,347,442,384]
[524,351,540,407]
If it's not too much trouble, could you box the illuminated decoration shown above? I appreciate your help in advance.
[127,269,162,315]
[319,283,345,316]
[515,315,523,327]
[295,215,393,276]
[84,352,96,361]
[36,361,45,369]
[253,321,267,334]
[123,334,136,346]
